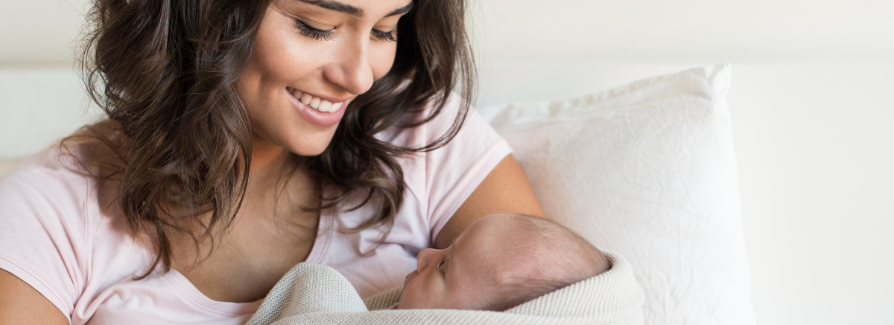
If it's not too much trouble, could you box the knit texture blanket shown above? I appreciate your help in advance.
[246,250,643,325]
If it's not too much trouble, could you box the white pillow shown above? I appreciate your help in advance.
[479,65,755,325]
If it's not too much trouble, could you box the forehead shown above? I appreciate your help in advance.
[457,216,510,250]
[453,216,527,272]
[447,216,534,305]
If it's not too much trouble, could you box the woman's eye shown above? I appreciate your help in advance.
[437,260,445,272]
[294,19,334,41]
[294,18,395,42]
[371,29,397,42]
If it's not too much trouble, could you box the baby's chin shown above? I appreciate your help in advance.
[394,295,432,310]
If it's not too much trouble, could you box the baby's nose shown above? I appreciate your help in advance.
[416,248,438,271]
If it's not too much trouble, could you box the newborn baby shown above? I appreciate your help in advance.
[396,213,610,311]
[246,213,635,325]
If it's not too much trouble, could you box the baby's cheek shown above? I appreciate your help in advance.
[396,289,419,309]
[403,270,417,288]
[446,286,494,310]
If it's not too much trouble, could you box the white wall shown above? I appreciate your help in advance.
[0,0,90,66]
[0,69,100,160]
[2,1,893,324]
[4,0,893,66]
[468,0,894,64]
[728,64,894,325]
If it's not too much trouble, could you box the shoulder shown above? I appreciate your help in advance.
[0,138,153,320]
[376,92,503,153]
[1,144,90,213]
[0,135,117,209]
[375,91,512,195]
[0,135,122,253]
[379,92,513,234]
[0,132,127,250]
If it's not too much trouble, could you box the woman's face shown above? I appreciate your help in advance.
[237,0,413,156]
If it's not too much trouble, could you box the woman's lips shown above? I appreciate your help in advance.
[290,88,345,113]
[287,87,347,127]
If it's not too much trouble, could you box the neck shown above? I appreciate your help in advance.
[249,135,291,187]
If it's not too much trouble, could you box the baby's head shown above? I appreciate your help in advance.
[397,213,610,311]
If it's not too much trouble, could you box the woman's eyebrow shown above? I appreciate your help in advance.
[386,2,414,17]
[298,0,363,16]
[296,0,413,17]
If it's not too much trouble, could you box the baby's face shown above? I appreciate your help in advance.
[396,214,531,310]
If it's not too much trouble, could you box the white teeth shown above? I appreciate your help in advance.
[319,100,332,112]
[294,89,342,113]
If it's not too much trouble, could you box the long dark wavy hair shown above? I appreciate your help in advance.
[76,0,475,277]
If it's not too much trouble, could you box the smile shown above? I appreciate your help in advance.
[287,87,348,128]
[288,88,344,113]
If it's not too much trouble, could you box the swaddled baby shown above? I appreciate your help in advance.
[396,213,610,311]
[245,213,630,325]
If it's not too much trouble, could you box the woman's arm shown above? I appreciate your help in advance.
[434,154,546,249]
[0,269,69,324]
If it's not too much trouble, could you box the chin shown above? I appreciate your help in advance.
[290,142,331,157]
[394,298,415,310]
[286,129,338,157]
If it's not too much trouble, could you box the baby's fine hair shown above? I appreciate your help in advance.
[483,214,610,311]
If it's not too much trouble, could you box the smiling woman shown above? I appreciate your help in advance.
[0,0,544,324]
[240,0,413,156]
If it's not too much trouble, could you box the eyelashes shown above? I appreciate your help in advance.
[294,19,397,42]
[294,19,333,41]
[371,29,398,42]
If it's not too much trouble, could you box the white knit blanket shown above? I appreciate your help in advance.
[245,250,643,325]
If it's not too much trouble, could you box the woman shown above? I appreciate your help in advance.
[0,0,543,323]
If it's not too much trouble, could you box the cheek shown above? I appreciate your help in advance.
[403,270,417,288]
[369,43,397,79]
[397,282,421,309]
[397,272,438,309]
[254,38,316,85]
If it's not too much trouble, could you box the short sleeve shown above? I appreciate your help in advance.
[0,153,92,320]
[424,108,511,241]
[384,95,512,240]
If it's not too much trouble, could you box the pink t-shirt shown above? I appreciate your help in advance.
[0,97,511,324]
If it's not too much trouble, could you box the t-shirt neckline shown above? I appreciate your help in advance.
[159,206,334,315]
[162,269,264,316]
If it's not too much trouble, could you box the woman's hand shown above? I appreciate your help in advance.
[434,154,546,249]
[0,269,68,324]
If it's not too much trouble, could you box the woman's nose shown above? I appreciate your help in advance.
[324,37,374,95]
[416,248,441,271]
